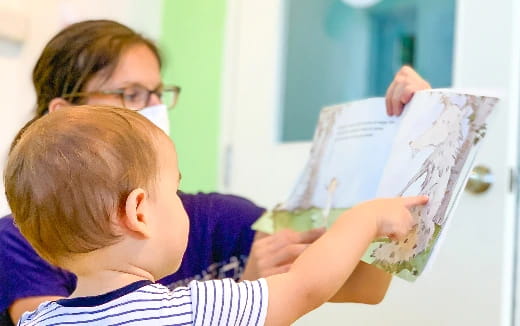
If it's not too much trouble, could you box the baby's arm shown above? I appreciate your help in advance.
[264,196,428,326]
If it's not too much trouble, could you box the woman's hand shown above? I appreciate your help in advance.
[241,228,325,280]
[385,66,431,116]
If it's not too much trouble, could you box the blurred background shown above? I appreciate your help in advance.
[1,0,520,325]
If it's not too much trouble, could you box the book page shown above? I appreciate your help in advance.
[252,90,498,282]
[253,98,401,232]
[362,90,499,281]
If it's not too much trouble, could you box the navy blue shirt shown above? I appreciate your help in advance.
[0,192,264,325]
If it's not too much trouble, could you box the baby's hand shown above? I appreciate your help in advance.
[355,196,429,241]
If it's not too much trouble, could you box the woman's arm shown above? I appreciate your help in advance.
[9,296,64,324]
[0,216,76,324]
[329,261,391,304]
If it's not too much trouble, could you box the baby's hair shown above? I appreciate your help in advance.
[4,106,162,266]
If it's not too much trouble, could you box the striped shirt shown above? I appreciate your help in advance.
[18,278,268,326]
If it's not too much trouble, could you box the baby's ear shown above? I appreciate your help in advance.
[48,97,71,113]
[121,188,151,238]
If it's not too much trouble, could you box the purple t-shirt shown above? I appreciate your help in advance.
[0,192,264,325]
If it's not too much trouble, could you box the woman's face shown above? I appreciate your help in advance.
[83,43,162,108]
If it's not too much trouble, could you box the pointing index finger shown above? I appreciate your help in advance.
[403,195,429,208]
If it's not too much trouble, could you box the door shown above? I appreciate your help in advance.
[221,0,520,325]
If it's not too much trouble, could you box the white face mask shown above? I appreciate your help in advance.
[138,104,170,135]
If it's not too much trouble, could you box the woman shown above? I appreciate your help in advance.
[0,20,430,325]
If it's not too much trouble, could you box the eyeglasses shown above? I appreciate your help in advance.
[62,84,181,111]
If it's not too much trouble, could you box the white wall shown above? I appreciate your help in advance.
[0,0,163,217]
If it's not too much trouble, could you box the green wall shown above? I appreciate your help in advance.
[160,0,227,192]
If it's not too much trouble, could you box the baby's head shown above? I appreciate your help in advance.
[4,106,189,280]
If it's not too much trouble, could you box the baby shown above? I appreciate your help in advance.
[4,106,427,325]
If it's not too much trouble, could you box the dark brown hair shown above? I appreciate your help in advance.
[4,106,161,266]
[32,20,161,117]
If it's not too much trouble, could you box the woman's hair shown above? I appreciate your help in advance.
[4,106,161,266]
[32,19,161,117]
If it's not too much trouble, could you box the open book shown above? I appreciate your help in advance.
[252,89,499,281]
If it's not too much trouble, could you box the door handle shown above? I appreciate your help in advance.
[465,165,493,194]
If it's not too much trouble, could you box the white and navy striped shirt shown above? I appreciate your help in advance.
[18,278,268,326]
